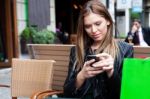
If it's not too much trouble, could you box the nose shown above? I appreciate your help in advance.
[91,25,97,33]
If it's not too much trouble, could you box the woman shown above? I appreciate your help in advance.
[64,0,133,99]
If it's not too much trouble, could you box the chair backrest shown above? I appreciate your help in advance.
[27,44,75,91]
[133,46,150,58]
[70,34,77,44]
[11,58,55,98]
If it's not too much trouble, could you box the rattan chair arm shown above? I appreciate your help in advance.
[31,90,63,99]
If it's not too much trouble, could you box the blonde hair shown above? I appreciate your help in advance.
[76,0,119,69]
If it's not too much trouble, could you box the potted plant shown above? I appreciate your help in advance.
[20,27,34,53]
[20,27,56,54]
[32,29,56,44]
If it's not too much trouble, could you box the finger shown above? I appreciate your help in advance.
[102,65,113,70]
[85,66,102,72]
[89,69,104,76]
[86,67,103,78]
[97,53,113,61]
[86,59,95,66]
[99,56,105,61]
[84,61,94,68]
[92,61,113,67]
[97,53,110,58]
[103,60,114,66]
[91,67,103,71]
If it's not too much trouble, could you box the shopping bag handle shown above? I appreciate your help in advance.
[145,57,150,59]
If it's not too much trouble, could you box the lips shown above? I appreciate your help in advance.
[92,33,102,39]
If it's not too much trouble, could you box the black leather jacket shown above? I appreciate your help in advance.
[64,41,133,99]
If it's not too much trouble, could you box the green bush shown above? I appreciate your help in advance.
[20,27,56,53]
[20,27,36,43]
[32,29,56,44]
[20,27,56,44]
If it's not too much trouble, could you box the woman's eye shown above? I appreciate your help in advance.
[95,22,101,26]
[85,25,91,29]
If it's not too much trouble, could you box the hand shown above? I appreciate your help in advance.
[76,53,114,89]
[92,53,114,78]
[79,59,104,79]
[131,25,138,33]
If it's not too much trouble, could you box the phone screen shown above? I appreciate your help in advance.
[86,55,99,62]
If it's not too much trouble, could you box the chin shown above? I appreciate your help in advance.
[93,39,102,43]
[93,37,103,41]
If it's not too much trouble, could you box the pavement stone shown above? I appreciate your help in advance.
[0,54,30,99]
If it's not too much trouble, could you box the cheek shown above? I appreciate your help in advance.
[85,28,92,36]
[103,26,108,34]
[99,24,108,34]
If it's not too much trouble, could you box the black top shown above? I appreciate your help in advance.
[63,41,133,99]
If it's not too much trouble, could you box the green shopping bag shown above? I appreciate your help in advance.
[120,58,150,99]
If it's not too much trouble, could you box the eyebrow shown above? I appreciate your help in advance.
[84,20,101,25]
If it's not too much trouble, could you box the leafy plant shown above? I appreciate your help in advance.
[20,27,56,44]
[32,29,56,44]
[20,27,36,43]
[130,9,141,20]
[20,27,56,53]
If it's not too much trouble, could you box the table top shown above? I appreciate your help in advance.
[45,97,80,99]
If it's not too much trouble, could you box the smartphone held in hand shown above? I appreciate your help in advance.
[86,55,99,62]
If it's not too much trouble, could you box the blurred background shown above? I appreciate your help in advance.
[0,0,149,67]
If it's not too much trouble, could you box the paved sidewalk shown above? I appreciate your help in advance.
[0,54,30,99]
[0,68,29,99]
[0,68,11,99]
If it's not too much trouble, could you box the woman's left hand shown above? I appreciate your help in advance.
[92,53,114,78]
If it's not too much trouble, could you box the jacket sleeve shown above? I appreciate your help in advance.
[63,47,92,98]
[63,47,78,97]
[107,42,133,99]
[63,47,89,98]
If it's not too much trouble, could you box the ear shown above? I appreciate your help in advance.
[106,21,110,25]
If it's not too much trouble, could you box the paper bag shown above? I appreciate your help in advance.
[120,58,150,99]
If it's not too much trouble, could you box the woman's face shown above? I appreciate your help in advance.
[84,13,110,43]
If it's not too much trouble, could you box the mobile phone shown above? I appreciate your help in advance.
[86,55,99,62]
[86,55,100,67]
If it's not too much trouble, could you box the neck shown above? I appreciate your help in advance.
[91,41,101,50]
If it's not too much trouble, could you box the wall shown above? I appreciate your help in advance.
[16,0,27,35]
[143,0,150,27]
[47,0,56,32]
[16,0,56,55]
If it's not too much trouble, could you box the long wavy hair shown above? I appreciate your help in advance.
[76,0,119,69]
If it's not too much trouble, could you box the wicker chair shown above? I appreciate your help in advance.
[31,90,63,99]
[1,58,55,99]
[27,44,75,99]
[27,44,75,91]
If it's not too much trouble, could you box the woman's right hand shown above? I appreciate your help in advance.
[79,59,104,79]
[76,59,104,89]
